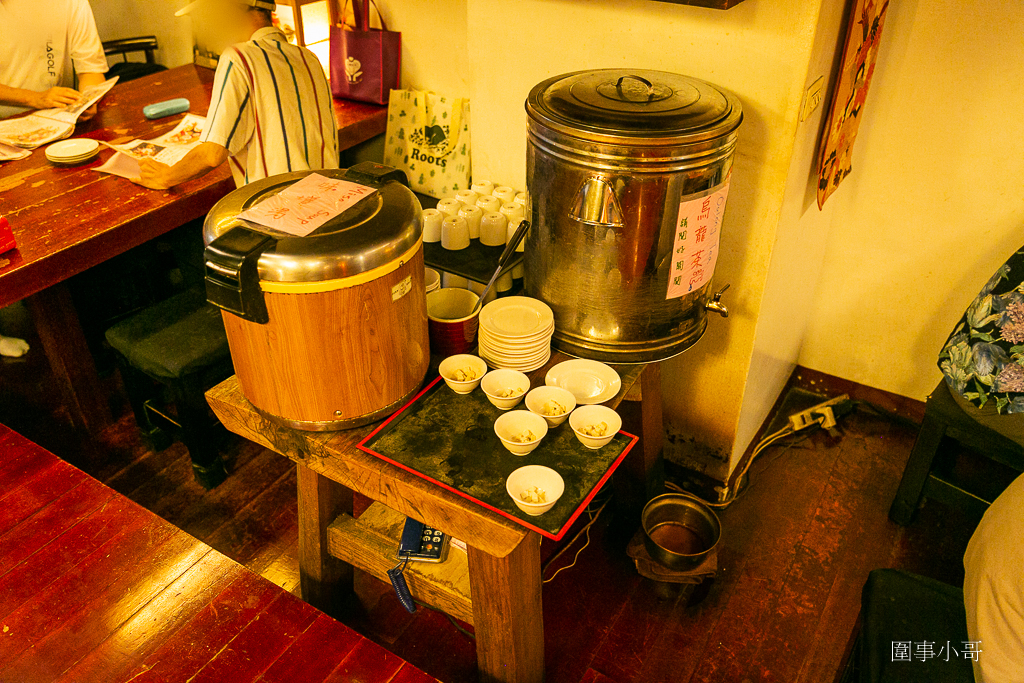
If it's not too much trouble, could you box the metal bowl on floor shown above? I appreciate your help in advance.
[642,493,721,571]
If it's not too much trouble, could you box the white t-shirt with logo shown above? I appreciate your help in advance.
[0,0,109,119]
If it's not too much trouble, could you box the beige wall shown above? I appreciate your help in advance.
[732,0,846,465]
[799,0,1024,402]
[90,1,195,68]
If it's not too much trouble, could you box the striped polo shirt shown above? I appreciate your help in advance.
[200,26,339,187]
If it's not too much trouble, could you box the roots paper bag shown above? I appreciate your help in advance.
[383,90,470,199]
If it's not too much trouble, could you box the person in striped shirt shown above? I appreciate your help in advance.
[134,0,339,189]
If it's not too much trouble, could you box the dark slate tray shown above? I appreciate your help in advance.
[423,239,524,285]
[357,376,638,540]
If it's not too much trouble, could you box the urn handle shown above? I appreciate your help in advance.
[205,227,275,324]
[568,176,624,227]
[615,74,656,99]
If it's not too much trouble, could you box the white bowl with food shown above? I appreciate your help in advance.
[481,368,531,410]
[525,386,576,427]
[568,404,622,449]
[506,465,564,516]
[438,354,488,394]
[493,410,549,455]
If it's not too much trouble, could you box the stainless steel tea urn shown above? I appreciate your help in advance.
[525,69,742,363]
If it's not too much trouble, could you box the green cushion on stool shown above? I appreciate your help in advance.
[861,569,974,683]
[105,288,230,380]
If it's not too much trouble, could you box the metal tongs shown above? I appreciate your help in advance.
[470,219,530,315]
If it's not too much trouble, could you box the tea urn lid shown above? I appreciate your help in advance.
[203,163,422,283]
[526,68,742,145]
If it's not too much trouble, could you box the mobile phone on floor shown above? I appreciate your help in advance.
[398,517,449,563]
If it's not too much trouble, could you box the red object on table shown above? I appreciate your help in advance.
[0,215,14,255]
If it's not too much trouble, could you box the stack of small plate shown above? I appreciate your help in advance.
[478,296,554,372]
[45,138,100,166]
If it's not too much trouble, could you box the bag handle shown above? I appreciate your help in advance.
[413,94,465,158]
[339,0,389,31]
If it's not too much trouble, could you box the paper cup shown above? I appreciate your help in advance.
[493,186,517,204]
[476,195,502,214]
[442,215,470,250]
[422,209,444,243]
[459,204,484,240]
[456,189,479,208]
[471,179,494,196]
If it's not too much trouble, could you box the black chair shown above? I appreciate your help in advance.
[837,569,974,683]
[105,287,232,489]
[102,36,167,82]
[889,380,1024,525]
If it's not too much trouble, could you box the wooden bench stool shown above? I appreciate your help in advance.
[105,286,233,488]
[889,380,1024,525]
[837,569,974,683]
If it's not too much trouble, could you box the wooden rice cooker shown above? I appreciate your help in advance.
[203,163,428,431]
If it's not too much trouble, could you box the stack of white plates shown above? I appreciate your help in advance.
[45,138,100,165]
[478,296,554,372]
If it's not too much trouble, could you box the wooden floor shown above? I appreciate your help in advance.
[0,425,434,683]
[0,321,991,683]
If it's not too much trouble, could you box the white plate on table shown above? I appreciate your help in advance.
[480,329,554,348]
[545,359,621,405]
[483,348,551,373]
[479,334,551,352]
[479,297,554,339]
[46,138,99,164]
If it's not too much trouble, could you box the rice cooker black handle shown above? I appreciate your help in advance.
[342,161,409,188]
[204,227,275,325]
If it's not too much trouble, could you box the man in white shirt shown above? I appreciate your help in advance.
[0,0,109,120]
[134,0,339,190]
[963,471,1024,683]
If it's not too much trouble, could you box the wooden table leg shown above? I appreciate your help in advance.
[615,363,666,522]
[297,464,354,617]
[26,283,112,434]
[468,533,544,683]
[637,362,665,494]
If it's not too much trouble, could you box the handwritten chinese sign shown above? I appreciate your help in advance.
[666,178,730,300]
[238,173,377,237]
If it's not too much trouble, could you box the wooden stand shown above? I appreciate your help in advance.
[206,353,664,683]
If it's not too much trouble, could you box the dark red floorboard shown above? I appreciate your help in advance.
[54,552,244,683]
[258,613,364,683]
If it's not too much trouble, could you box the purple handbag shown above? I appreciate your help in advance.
[330,0,401,106]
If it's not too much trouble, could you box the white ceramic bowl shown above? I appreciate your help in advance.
[568,404,622,449]
[494,410,548,455]
[481,369,531,410]
[506,465,564,516]
[525,386,577,427]
[438,354,487,394]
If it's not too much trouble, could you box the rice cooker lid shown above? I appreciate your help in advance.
[203,165,422,283]
[526,68,742,144]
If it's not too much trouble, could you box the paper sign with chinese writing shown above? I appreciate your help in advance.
[665,178,730,300]
[238,173,377,237]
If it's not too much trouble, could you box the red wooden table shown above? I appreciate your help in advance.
[0,65,386,435]
[0,422,434,683]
